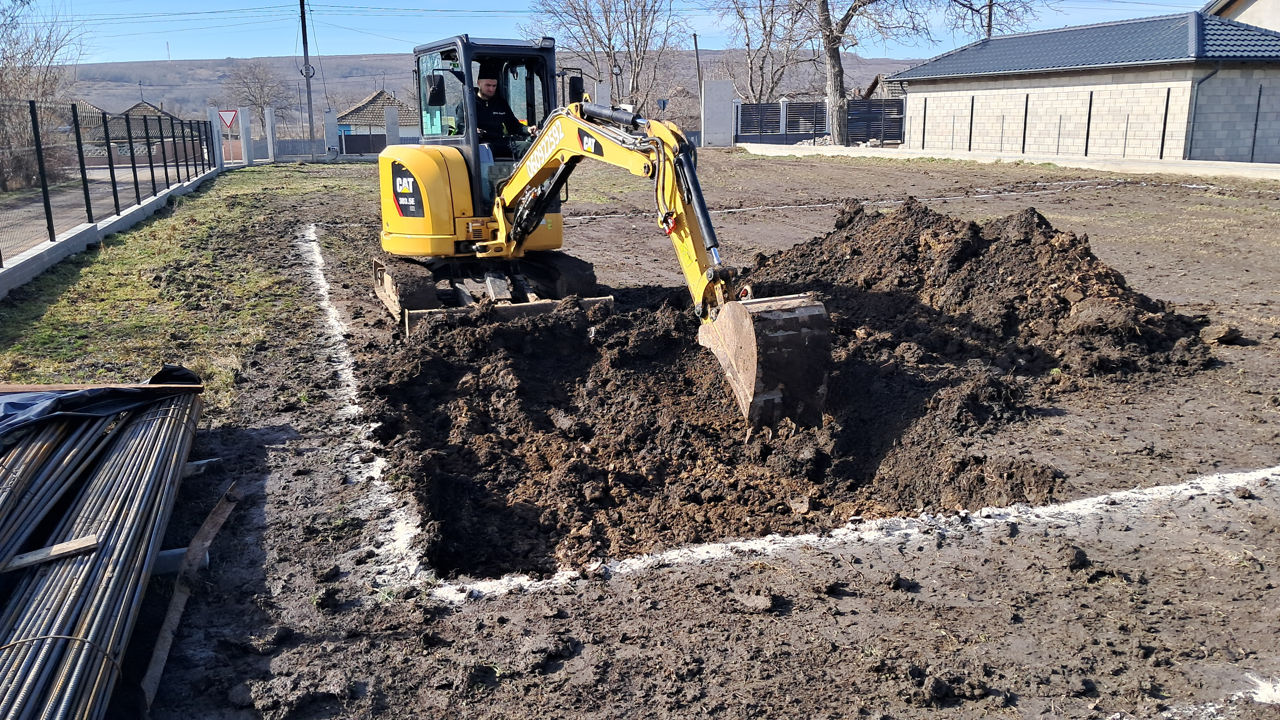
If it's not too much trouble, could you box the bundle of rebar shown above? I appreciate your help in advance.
[0,390,202,719]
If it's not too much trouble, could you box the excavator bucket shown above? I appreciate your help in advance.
[697,294,831,427]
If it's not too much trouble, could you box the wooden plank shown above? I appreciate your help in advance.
[141,483,241,709]
[1,534,100,573]
[0,383,203,394]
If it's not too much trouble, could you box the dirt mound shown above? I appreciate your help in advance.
[747,199,1209,377]
[367,201,1210,579]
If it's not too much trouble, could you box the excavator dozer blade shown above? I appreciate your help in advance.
[697,294,831,428]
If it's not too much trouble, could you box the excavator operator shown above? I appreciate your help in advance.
[460,62,536,159]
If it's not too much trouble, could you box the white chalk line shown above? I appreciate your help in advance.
[429,465,1279,716]
[429,465,1279,604]
[295,224,421,585]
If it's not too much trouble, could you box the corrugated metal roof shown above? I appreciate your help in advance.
[336,90,420,127]
[890,12,1280,81]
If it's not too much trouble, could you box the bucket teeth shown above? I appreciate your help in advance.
[698,294,831,427]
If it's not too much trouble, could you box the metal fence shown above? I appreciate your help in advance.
[735,99,905,146]
[0,100,214,266]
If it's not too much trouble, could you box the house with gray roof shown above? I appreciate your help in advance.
[336,90,419,135]
[888,11,1280,163]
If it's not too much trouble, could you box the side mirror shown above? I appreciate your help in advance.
[568,76,584,104]
[425,74,446,107]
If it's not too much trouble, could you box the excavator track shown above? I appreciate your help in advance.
[374,253,614,334]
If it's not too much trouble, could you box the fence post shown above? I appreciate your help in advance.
[143,116,158,196]
[124,114,141,205]
[1249,84,1263,163]
[208,109,225,170]
[968,96,975,152]
[779,98,789,144]
[165,116,177,179]
[266,110,277,162]
[158,116,171,188]
[185,119,197,176]
[921,97,928,149]
[198,122,207,173]
[71,104,94,224]
[29,101,56,242]
[732,98,741,145]
[180,119,191,180]
[1022,93,1029,154]
[204,121,213,172]
[102,112,121,215]
[1083,90,1094,157]
[207,122,216,171]
[239,109,253,166]
[1158,87,1171,160]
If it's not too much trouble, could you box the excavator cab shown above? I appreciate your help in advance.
[415,35,559,212]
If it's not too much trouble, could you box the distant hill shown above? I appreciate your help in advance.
[66,50,918,133]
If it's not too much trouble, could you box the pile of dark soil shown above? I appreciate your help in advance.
[367,200,1210,579]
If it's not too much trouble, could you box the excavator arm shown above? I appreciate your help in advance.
[492,102,831,426]
[485,103,728,319]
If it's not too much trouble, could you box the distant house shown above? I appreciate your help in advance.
[75,101,186,144]
[336,90,419,136]
[888,11,1280,163]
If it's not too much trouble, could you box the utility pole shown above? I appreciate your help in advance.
[986,0,994,38]
[299,0,317,161]
[692,33,704,95]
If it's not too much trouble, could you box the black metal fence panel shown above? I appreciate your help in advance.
[734,99,904,146]
[339,134,387,155]
[846,100,905,145]
[0,100,213,267]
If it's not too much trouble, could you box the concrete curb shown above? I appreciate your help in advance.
[736,144,1280,181]
[0,167,220,302]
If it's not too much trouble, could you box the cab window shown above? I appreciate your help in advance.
[470,56,548,130]
[419,50,467,137]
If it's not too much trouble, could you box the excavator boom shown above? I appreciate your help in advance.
[494,103,831,427]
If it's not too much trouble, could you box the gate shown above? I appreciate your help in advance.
[734,99,904,145]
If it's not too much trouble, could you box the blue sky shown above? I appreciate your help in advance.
[32,0,1209,65]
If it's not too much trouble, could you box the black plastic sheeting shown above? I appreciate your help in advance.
[0,365,201,443]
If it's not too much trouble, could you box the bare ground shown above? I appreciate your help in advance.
[110,153,1280,719]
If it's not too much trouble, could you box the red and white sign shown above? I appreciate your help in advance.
[218,110,238,128]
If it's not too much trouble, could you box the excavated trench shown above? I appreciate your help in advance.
[365,199,1211,579]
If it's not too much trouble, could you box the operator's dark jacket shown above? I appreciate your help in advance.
[458,92,529,140]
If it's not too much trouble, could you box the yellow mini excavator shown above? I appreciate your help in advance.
[375,35,829,427]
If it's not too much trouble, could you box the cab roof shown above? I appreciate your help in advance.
[413,35,556,56]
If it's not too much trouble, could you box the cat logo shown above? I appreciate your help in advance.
[395,176,415,194]
[578,128,605,156]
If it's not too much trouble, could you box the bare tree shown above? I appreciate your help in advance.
[0,0,79,191]
[0,0,78,100]
[806,0,1048,145]
[946,0,1049,39]
[710,0,813,103]
[221,60,291,129]
[526,0,680,112]
[808,1,928,145]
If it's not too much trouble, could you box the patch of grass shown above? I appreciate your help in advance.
[0,165,341,413]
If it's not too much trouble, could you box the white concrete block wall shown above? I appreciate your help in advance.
[1188,65,1280,163]
[901,67,1195,161]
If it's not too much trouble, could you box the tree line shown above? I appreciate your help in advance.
[3,0,1051,146]
[529,0,1049,144]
